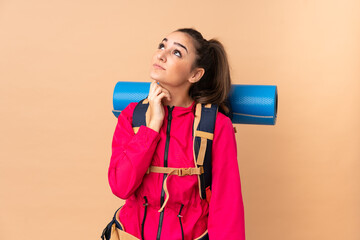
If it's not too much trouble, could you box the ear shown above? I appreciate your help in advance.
[188,67,205,84]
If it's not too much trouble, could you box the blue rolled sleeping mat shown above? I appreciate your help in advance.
[112,81,277,125]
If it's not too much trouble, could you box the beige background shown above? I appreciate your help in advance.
[0,0,359,239]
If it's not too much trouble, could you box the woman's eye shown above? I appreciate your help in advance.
[158,43,165,49]
[174,50,182,58]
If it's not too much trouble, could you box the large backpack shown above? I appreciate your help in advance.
[132,99,218,202]
[101,100,217,240]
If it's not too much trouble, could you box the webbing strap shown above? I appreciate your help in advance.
[133,127,140,134]
[117,225,140,240]
[194,230,209,240]
[146,165,204,212]
[193,103,205,199]
[192,103,218,200]
[204,103,212,108]
[115,209,125,230]
[195,130,214,140]
[193,104,212,166]
[196,138,208,166]
[193,103,202,165]
[146,166,204,176]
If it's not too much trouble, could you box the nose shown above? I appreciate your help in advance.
[157,50,167,62]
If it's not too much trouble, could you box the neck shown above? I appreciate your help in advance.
[163,95,194,108]
[160,83,194,108]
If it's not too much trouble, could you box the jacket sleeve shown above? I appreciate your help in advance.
[208,114,245,239]
[108,103,161,199]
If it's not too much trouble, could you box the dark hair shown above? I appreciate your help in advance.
[176,28,232,115]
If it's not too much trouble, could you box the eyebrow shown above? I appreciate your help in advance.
[162,38,188,53]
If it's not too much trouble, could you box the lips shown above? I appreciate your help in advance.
[153,64,165,70]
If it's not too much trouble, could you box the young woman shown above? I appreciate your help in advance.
[108,28,245,240]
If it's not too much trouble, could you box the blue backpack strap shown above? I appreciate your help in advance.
[193,103,218,200]
[132,99,149,133]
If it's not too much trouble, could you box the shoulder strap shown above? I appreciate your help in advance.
[132,99,149,133]
[193,103,218,200]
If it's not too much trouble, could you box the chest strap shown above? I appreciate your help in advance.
[146,166,204,176]
[146,166,204,212]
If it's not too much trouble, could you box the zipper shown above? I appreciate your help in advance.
[141,196,148,240]
[156,106,173,240]
[178,204,185,240]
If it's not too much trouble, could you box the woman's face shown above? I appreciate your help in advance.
[150,31,199,88]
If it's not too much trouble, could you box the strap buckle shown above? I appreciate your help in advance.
[178,168,192,176]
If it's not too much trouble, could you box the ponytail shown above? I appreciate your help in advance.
[176,28,232,115]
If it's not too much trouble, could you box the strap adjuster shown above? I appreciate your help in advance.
[178,168,191,176]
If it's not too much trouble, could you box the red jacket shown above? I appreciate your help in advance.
[108,101,245,240]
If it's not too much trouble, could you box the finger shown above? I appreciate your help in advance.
[160,91,171,102]
[158,91,172,102]
[157,92,168,101]
[149,82,162,99]
[149,81,158,95]
[152,82,170,98]
[157,87,171,101]
[148,87,162,103]
[153,87,162,97]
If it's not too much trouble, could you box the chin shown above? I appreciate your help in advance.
[150,73,164,82]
